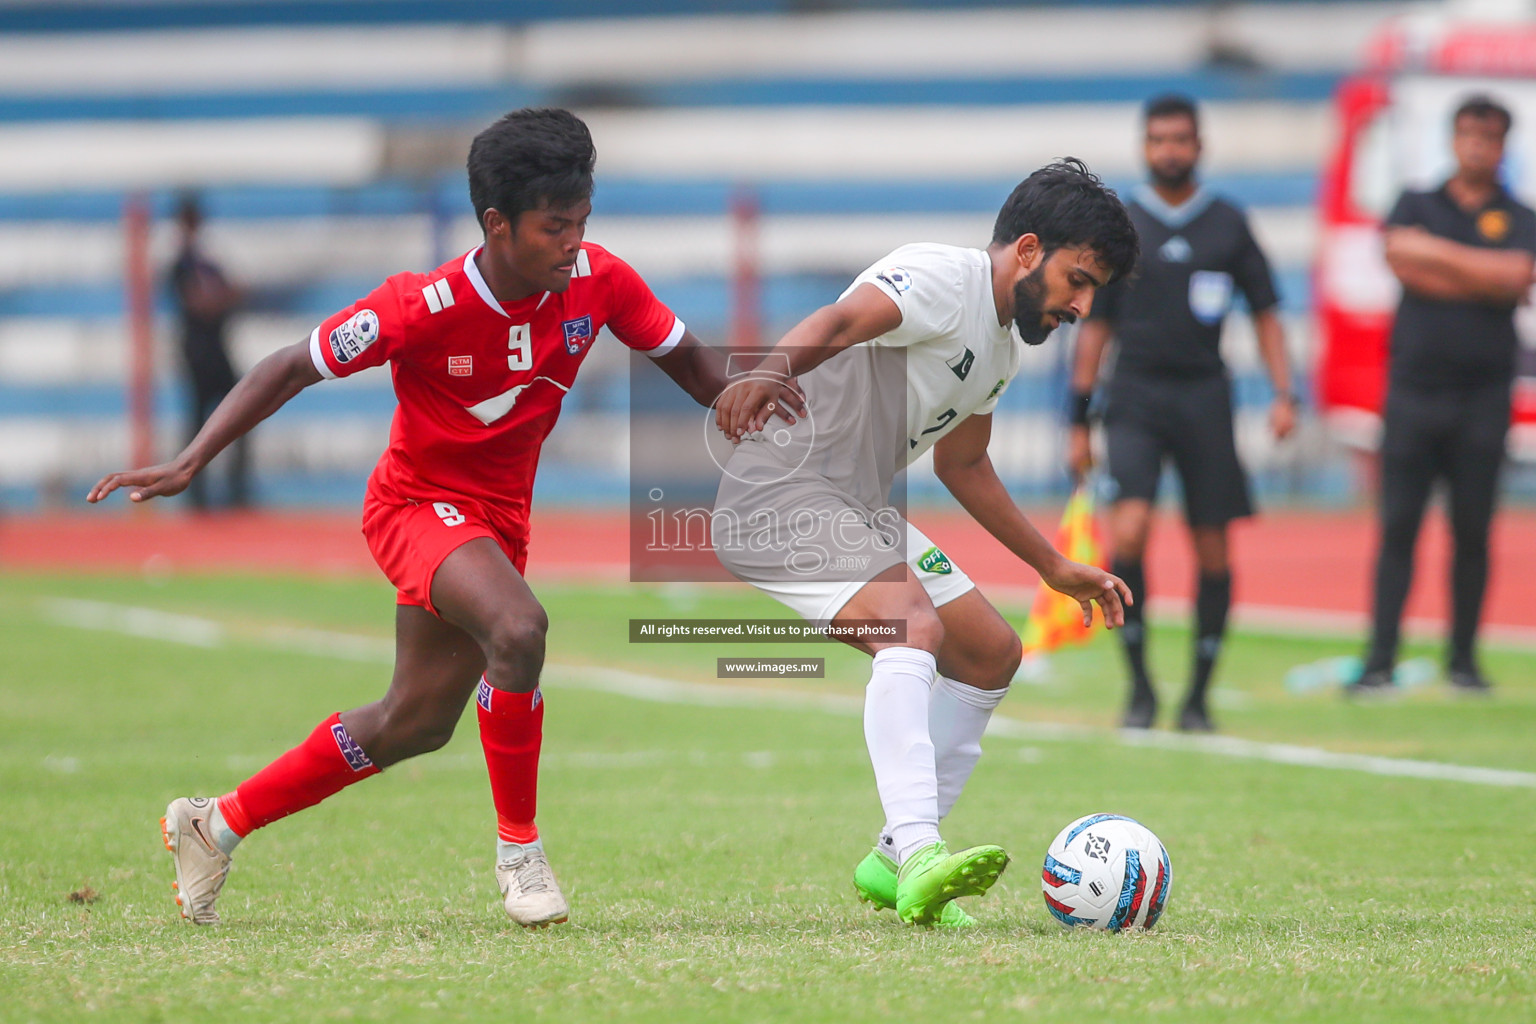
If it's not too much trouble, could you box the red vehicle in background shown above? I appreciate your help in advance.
[1316,9,1536,459]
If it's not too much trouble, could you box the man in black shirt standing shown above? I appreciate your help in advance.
[169,194,249,510]
[1356,96,1536,695]
[1067,94,1296,731]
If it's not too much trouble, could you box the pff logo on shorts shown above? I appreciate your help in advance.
[917,545,954,576]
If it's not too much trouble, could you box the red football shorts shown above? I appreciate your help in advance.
[362,489,528,617]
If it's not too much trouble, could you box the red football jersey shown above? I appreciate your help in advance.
[308,242,683,529]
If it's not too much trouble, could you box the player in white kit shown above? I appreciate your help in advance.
[713,160,1139,927]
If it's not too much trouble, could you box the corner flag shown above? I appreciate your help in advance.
[1020,485,1105,656]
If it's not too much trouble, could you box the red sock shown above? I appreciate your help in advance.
[217,712,381,837]
[476,678,543,843]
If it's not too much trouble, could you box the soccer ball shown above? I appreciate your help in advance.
[1041,813,1171,931]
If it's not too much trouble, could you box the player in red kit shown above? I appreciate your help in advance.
[88,108,798,928]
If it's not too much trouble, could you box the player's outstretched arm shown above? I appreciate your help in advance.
[934,412,1129,628]
[87,340,322,504]
[652,331,806,422]
[714,284,901,441]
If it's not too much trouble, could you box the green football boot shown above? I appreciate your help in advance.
[894,841,1008,927]
[853,847,977,928]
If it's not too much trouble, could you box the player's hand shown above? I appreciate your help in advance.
[1269,395,1297,440]
[1042,558,1131,629]
[773,378,807,424]
[86,459,195,504]
[1066,425,1093,480]
[715,375,787,444]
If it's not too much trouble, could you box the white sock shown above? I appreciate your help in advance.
[497,836,543,863]
[864,647,941,866]
[208,799,243,857]
[930,676,1009,820]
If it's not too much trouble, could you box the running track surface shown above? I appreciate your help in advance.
[4,506,1535,633]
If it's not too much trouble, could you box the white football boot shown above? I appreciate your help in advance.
[160,797,231,925]
[495,842,569,928]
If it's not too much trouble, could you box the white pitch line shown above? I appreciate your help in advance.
[35,596,1536,791]
[39,596,226,648]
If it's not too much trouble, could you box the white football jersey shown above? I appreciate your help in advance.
[722,241,1024,511]
[843,242,1024,466]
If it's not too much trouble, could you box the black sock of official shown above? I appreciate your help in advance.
[1111,557,1153,700]
[1188,570,1232,708]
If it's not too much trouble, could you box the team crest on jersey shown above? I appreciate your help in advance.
[987,378,1006,400]
[876,266,912,294]
[562,315,595,355]
[448,355,473,376]
[1479,209,1511,242]
[329,309,379,364]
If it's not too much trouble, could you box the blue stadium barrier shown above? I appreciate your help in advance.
[0,172,1320,224]
[0,71,1340,125]
[0,0,1402,33]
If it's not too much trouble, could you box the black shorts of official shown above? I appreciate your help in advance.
[1103,372,1253,526]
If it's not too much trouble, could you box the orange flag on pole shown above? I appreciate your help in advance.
[1021,485,1105,656]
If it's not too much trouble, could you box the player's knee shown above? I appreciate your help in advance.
[486,607,548,677]
[902,609,945,653]
[993,630,1024,685]
[959,627,1020,690]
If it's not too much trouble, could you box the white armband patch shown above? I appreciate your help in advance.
[646,317,686,358]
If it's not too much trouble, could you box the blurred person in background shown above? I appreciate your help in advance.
[1354,96,1536,696]
[1067,94,1295,732]
[170,193,249,510]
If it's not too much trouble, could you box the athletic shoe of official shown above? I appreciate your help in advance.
[495,842,569,928]
[1345,668,1397,698]
[1448,667,1494,695]
[1121,690,1158,730]
[853,847,976,928]
[894,841,1008,927]
[160,797,231,925]
[1177,700,1216,733]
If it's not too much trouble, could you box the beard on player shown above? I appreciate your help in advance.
[1012,265,1076,347]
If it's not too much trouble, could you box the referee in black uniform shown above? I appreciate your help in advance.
[1068,94,1296,731]
[1356,96,1536,694]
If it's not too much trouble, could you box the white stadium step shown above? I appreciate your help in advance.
[0,4,1405,97]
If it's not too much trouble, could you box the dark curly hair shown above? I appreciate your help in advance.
[467,107,596,230]
[991,158,1139,282]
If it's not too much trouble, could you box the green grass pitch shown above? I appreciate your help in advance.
[3,569,1536,1022]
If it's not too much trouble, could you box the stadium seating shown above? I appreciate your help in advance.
[0,2,1411,508]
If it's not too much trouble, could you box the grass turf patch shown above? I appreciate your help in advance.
[2,571,1535,1022]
